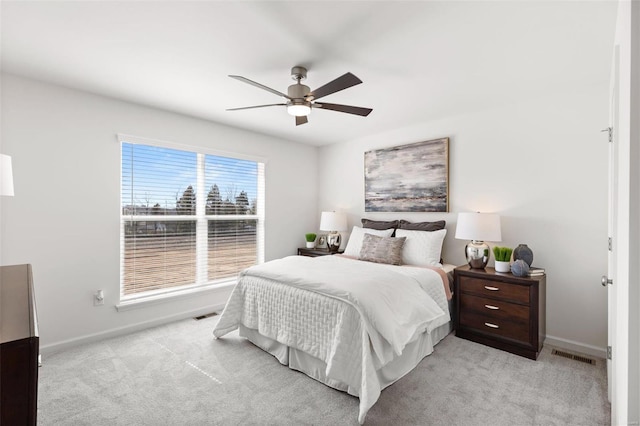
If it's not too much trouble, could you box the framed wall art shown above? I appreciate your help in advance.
[364,137,449,212]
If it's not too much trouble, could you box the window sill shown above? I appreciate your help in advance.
[115,280,236,312]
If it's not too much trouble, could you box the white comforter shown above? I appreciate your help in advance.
[213,255,449,423]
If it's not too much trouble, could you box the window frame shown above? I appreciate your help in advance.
[117,134,266,307]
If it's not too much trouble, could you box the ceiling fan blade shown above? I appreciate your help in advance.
[226,103,286,111]
[295,115,308,126]
[306,73,362,101]
[314,102,373,117]
[229,75,292,100]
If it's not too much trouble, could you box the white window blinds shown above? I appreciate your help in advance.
[120,137,265,300]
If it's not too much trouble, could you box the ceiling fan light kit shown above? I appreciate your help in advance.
[228,66,372,126]
[287,102,311,117]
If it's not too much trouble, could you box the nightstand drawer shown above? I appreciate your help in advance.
[459,310,530,344]
[297,248,342,257]
[458,276,529,304]
[459,293,529,322]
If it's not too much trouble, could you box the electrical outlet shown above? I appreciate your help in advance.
[94,289,104,306]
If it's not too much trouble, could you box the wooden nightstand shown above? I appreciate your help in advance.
[454,265,546,360]
[297,247,343,257]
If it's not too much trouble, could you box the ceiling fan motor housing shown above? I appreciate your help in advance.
[288,82,310,99]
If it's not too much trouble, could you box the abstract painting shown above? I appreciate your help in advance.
[365,137,449,212]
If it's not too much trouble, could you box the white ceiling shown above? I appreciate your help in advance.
[0,1,618,146]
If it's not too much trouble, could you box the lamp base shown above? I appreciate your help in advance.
[465,240,490,269]
[327,231,342,252]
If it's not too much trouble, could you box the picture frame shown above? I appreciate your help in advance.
[364,137,449,212]
[317,234,327,248]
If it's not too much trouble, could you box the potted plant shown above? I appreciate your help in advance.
[492,246,513,273]
[305,233,317,249]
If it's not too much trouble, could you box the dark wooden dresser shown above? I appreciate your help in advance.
[1,264,39,425]
[454,265,546,360]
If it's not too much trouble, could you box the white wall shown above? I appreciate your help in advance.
[630,3,640,422]
[0,70,612,360]
[633,1,640,419]
[319,87,609,357]
[0,73,318,351]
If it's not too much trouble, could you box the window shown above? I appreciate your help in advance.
[120,135,265,301]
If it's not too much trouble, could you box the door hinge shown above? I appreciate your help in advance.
[602,127,613,143]
[608,237,612,251]
[607,346,612,360]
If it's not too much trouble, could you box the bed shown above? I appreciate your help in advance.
[213,220,453,424]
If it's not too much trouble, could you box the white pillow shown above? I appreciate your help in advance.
[395,228,447,267]
[343,226,394,257]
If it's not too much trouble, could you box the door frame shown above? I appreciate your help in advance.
[606,45,617,402]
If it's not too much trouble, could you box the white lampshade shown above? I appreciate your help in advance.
[319,211,347,232]
[1,154,14,197]
[455,212,501,242]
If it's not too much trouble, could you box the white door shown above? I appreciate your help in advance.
[605,45,619,404]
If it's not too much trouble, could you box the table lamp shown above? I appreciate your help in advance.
[319,211,347,252]
[455,212,501,269]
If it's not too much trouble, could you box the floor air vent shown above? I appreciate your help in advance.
[551,349,596,365]
[194,312,218,321]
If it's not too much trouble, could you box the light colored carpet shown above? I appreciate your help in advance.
[38,316,610,425]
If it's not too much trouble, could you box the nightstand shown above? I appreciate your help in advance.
[454,265,546,360]
[297,247,343,257]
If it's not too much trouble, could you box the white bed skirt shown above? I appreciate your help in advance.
[238,320,452,398]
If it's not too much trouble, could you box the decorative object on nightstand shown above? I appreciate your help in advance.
[455,212,502,269]
[528,267,545,277]
[492,246,513,273]
[454,265,546,360]
[305,233,317,249]
[319,211,347,252]
[510,259,530,277]
[513,244,534,266]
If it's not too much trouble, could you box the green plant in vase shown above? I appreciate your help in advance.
[305,233,317,248]
[492,246,513,273]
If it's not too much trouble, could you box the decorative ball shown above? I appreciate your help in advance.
[513,244,534,266]
[511,259,530,277]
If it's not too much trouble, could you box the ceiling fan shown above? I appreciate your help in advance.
[227,66,373,126]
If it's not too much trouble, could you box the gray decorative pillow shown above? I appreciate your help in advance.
[361,218,399,230]
[359,233,406,265]
[398,219,446,231]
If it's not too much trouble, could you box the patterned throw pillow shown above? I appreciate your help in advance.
[343,226,394,257]
[359,233,406,265]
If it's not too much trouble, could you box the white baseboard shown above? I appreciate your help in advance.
[545,334,607,360]
[39,303,226,356]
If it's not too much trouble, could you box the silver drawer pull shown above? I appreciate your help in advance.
[484,304,500,310]
[484,285,500,291]
[484,322,499,329]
